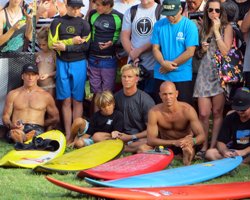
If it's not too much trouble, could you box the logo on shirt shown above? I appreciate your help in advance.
[135,17,153,36]
[66,26,76,34]
[106,119,113,125]
[236,130,250,145]
[176,32,184,40]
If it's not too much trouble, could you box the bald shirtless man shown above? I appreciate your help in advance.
[2,64,59,143]
[144,81,205,165]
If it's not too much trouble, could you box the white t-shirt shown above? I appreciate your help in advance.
[122,3,158,70]
[113,0,140,14]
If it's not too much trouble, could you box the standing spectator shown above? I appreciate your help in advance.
[113,64,155,153]
[182,0,206,111]
[0,0,33,52]
[182,0,206,16]
[28,0,66,52]
[193,0,233,158]
[88,0,123,113]
[35,27,56,97]
[241,9,250,89]
[48,0,91,143]
[221,0,239,23]
[205,87,250,164]
[121,0,161,99]
[113,0,140,15]
[233,0,250,25]
[151,0,198,105]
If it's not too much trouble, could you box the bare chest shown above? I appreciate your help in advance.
[159,113,190,131]
[13,92,47,111]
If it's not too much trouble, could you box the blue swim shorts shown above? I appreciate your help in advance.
[56,58,87,101]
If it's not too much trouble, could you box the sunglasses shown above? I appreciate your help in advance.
[208,8,221,13]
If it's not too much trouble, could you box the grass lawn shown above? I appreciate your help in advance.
[0,139,250,200]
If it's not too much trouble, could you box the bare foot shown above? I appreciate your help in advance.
[182,145,195,165]
[10,129,25,143]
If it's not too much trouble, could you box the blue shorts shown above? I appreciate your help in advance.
[56,58,87,101]
[88,55,117,94]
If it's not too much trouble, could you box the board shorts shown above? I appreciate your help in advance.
[56,58,87,101]
[88,55,117,94]
[6,123,45,143]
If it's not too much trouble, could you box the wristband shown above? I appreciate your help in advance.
[132,135,138,142]
[193,138,197,145]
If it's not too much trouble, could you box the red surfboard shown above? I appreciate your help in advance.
[46,176,250,200]
[77,149,174,180]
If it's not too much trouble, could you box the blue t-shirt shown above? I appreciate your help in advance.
[151,16,198,82]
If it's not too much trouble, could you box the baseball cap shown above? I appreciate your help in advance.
[67,0,84,7]
[161,0,182,16]
[232,87,250,111]
[22,64,39,74]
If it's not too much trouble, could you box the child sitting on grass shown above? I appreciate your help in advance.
[68,90,124,148]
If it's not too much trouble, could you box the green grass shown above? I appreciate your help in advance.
[0,139,249,200]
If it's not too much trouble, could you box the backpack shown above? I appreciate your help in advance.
[130,4,162,23]
[231,22,246,56]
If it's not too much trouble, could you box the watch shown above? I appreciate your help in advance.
[132,135,138,142]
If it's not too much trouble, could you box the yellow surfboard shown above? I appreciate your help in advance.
[0,130,66,169]
[33,139,124,173]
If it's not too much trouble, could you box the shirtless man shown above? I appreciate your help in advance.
[2,64,59,143]
[145,81,205,165]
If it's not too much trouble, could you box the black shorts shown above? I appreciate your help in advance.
[6,123,45,143]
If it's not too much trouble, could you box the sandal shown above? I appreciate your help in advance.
[195,150,206,160]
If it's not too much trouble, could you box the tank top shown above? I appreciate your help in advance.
[0,8,27,53]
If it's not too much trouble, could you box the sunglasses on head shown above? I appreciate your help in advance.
[208,8,221,13]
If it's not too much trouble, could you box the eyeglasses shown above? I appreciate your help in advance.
[208,8,221,13]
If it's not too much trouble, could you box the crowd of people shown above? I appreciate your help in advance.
[0,0,250,165]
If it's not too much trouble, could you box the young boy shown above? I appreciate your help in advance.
[68,91,124,148]
[88,0,123,113]
[48,0,91,143]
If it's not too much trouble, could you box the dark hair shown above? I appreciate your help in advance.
[202,0,228,35]
[93,0,114,7]
[221,0,239,22]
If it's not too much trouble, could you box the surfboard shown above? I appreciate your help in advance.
[77,149,174,180]
[33,139,124,173]
[85,156,242,188]
[46,176,250,200]
[0,130,66,169]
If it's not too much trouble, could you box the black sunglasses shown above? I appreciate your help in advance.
[208,8,221,13]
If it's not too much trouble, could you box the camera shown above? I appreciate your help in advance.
[188,12,204,20]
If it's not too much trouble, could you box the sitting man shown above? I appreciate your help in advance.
[112,64,155,153]
[141,81,205,165]
[205,87,250,164]
[2,64,60,143]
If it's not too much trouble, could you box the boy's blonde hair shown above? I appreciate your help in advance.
[120,64,140,77]
[95,91,115,108]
